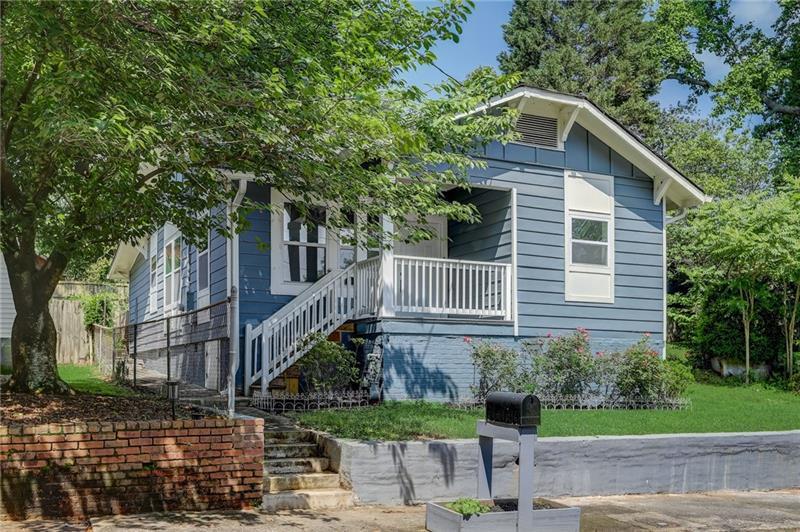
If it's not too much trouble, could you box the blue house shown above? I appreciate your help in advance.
[108,87,708,401]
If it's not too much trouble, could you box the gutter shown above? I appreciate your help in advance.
[227,179,248,415]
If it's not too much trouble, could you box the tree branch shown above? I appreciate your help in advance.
[762,95,800,116]
[4,52,46,151]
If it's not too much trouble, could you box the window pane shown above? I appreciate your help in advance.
[173,239,181,271]
[165,243,173,273]
[572,218,608,242]
[338,248,355,269]
[284,203,326,244]
[572,242,608,266]
[198,252,209,291]
[165,275,173,306]
[286,244,326,282]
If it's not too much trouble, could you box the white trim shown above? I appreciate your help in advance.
[196,228,211,308]
[653,177,673,205]
[564,171,615,304]
[270,189,336,296]
[147,232,159,316]
[162,231,182,314]
[460,87,709,208]
[560,104,582,144]
[511,188,519,335]
[662,201,668,360]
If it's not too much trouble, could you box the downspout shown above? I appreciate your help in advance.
[227,179,248,416]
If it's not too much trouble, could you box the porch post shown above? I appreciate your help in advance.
[379,214,395,317]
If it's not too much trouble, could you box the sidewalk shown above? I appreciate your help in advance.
[4,489,799,531]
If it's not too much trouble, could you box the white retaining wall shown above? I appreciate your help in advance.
[317,431,800,505]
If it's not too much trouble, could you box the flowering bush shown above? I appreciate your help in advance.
[616,337,694,400]
[468,331,692,405]
[523,329,594,396]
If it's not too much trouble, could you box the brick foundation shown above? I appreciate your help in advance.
[0,417,264,520]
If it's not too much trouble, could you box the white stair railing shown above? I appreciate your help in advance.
[244,257,380,395]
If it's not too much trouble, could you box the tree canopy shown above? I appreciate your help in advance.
[498,0,664,137]
[654,0,800,176]
[0,0,517,392]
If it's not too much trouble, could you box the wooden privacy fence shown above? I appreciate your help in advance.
[48,281,127,365]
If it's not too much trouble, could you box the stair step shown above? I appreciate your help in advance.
[261,488,353,512]
[264,429,313,444]
[264,442,318,459]
[264,457,329,474]
[265,472,341,492]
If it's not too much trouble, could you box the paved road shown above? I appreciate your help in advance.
[5,489,799,531]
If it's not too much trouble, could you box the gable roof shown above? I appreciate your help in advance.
[469,86,710,209]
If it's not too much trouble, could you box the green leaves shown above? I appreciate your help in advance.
[1,0,516,278]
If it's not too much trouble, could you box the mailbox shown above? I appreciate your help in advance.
[485,391,541,428]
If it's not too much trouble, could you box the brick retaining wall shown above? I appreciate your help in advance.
[0,418,264,520]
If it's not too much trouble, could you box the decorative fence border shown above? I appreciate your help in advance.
[251,390,370,412]
[447,394,691,411]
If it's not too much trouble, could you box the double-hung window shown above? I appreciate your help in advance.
[163,232,182,313]
[564,171,615,303]
[271,189,329,295]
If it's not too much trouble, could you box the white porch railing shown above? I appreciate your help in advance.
[244,255,512,394]
[394,255,512,318]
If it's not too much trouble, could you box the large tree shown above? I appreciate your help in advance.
[498,0,664,137]
[0,0,518,393]
[654,0,800,176]
[651,108,775,198]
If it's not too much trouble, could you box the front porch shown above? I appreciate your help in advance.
[244,187,515,395]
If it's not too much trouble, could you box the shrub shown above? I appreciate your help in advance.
[523,329,594,397]
[297,333,359,392]
[77,292,116,328]
[469,339,523,401]
[616,336,693,400]
[789,373,800,395]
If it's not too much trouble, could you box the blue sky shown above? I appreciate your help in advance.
[405,0,781,120]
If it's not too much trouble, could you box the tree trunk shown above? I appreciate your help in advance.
[4,251,70,394]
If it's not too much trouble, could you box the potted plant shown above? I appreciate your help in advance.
[426,497,580,532]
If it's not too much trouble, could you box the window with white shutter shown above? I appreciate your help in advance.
[564,171,615,303]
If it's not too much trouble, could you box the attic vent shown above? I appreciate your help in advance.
[514,114,558,148]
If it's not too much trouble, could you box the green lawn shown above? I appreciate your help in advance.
[289,383,800,441]
[58,364,136,397]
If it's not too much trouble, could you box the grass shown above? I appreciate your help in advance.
[58,364,136,397]
[289,383,800,441]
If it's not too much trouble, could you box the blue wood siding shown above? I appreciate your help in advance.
[469,123,664,344]
[446,188,512,262]
[209,205,228,305]
[238,184,292,329]
[367,122,665,401]
[128,227,164,323]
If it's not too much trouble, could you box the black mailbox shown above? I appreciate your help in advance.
[485,392,541,428]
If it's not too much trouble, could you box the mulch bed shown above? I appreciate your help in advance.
[0,392,199,425]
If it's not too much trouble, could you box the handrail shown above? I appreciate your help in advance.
[244,254,513,395]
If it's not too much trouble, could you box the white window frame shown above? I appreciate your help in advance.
[270,189,336,296]
[163,226,183,314]
[196,229,211,309]
[148,231,159,315]
[564,170,615,304]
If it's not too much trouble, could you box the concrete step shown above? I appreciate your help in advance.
[264,457,330,474]
[261,488,354,512]
[265,472,341,493]
[264,429,313,444]
[264,442,318,459]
